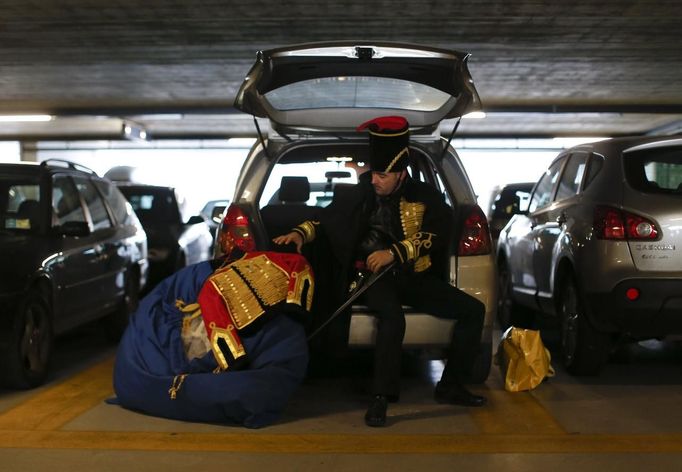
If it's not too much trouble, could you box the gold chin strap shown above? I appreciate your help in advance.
[384,147,409,173]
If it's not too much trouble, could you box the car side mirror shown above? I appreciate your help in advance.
[186,215,204,225]
[56,221,91,237]
[211,206,227,223]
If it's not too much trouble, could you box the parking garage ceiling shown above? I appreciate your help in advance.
[1,0,682,141]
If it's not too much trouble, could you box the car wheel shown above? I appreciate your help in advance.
[559,274,610,375]
[104,271,139,341]
[1,290,53,389]
[497,260,534,329]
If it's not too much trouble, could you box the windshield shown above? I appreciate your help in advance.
[0,177,42,233]
[265,76,451,112]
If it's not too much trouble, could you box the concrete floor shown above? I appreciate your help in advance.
[0,323,681,471]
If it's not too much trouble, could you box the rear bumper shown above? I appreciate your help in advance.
[585,278,682,338]
[348,306,493,352]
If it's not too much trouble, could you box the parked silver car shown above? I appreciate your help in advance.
[215,41,496,382]
[496,136,682,375]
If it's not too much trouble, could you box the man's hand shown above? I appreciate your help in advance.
[272,231,304,253]
[366,249,395,273]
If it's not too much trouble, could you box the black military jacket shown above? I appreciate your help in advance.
[293,172,453,348]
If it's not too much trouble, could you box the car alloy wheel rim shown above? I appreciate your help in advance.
[561,284,578,365]
[20,304,48,373]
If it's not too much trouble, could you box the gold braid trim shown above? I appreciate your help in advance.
[209,270,264,330]
[237,254,290,306]
[286,265,315,311]
[394,232,435,272]
[168,374,188,400]
[209,322,247,371]
[176,300,203,331]
[368,129,408,137]
[207,254,292,330]
[384,147,409,173]
[399,199,425,237]
[294,220,319,243]
[397,200,432,271]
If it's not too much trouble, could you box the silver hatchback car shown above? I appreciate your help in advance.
[215,41,496,382]
[496,136,682,375]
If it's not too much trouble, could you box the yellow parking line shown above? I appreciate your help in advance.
[0,355,680,455]
[470,389,566,435]
[0,430,681,454]
[0,357,115,431]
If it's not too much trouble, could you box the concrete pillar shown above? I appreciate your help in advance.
[20,141,39,162]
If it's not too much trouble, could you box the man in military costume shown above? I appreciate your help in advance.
[112,249,314,428]
[274,116,486,427]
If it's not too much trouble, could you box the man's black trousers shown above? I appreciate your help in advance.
[361,270,485,397]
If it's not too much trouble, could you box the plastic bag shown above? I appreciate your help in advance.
[495,327,555,392]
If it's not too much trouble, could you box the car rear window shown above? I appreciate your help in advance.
[623,146,682,194]
[265,77,451,112]
[120,188,180,225]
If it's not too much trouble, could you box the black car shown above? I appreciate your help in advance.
[116,184,213,290]
[487,182,534,242]
[0,160,148,388]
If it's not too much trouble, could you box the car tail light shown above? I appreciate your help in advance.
[218,204,255,254]
[594,205,658,240]
[458,205,492,256]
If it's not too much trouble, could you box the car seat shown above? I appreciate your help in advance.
[17,199,41,230]
[261,176,319,246]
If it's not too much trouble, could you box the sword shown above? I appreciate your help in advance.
[307,261,396,341]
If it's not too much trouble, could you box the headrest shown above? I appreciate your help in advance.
[279,176,310,203]
[17,200,40,228]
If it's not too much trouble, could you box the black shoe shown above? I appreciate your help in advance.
[364,395,388,427]
[434,381,487,407]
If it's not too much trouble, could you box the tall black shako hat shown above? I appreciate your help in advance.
[357,116,410,173]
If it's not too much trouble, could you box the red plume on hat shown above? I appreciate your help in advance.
[357,116,410,172]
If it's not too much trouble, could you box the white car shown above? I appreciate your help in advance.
[215,42,496,382]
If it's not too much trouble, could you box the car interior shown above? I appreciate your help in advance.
[16,199,41,231]
[260,176,321,243]
[255,142,459,281]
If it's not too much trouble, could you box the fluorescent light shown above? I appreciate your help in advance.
[0,115,54,122]
[463,111,486,119]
